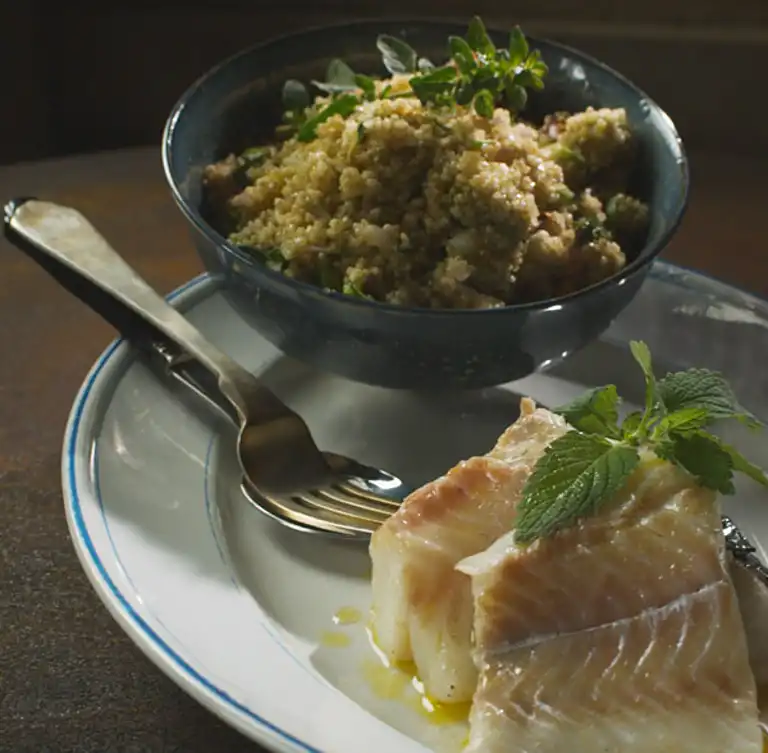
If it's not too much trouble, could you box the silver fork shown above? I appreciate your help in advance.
[4,199,767,566]
[4,198,409,541]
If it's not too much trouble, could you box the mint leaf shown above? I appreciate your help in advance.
[621,410,643,437]
[630,340,664,430]
[519,341,766,544]
[716,440,768,488]
[629,339,653,376]
[667,432,734,494]
[656,407,710,436]
[555,386,621,438]
[658,368,760,427]
[376,34,418,74]
[515,433,640,543]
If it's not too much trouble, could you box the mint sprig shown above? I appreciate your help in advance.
[554,385,621,440]
[658,368,760,428]
[514,434,640,544]
[515,340,768,543]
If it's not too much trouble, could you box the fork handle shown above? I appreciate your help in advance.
[3,197,294,427]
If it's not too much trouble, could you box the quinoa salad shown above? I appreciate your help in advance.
[204,18,650,309]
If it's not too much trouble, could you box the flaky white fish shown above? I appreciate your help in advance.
[370,399,762,751]
[455,422,760,752]
[369,398,566,702]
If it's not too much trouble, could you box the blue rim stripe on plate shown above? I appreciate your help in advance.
[62,261,768,753]
[65,273,323,753]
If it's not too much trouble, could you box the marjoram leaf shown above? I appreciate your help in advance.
[282,79,310,112]
[409,65,457,104]
[515,432,640,543]
[505,81,527,112]
[555,385,621,438]
[326,58,357,86]
[473,89,494,118]
[297,94,359,142]
[467,16,495,57]
[449,35,475,73]
[354,74,377,100]
[658,368,760,427]
[508,26,529,66]
[376,34,418,74]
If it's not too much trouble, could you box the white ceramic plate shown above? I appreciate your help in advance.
[63,262,768,753]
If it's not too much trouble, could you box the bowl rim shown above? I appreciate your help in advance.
[161,16,690,319]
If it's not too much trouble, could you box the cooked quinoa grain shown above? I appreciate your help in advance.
[204,82,648,309]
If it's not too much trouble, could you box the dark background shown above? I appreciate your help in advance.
[3,2,767,165]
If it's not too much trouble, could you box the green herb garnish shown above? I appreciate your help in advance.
[355,74,377,101]
[409,65,458,108]
[377,35,419,74]
[312,59,359,94]
[282,79,310,111]
[238,146,271,168]
[280,18,548,142]
[574,216,612,244]
[342,278,372,299]
[408,17,547,117]
[297,93,360,142]
[466,16,496,58]
[514,341,768,543]
[239,245,285,271]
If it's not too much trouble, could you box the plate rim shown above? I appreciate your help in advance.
[61,273,323,753]
[60,261,768,753]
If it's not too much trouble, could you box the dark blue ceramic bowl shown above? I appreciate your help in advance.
[162,19,688,390]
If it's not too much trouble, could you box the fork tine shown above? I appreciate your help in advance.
[244,483,375,538]
[299,488,391,525]
[318,485,398,518]
[335,480,404,509]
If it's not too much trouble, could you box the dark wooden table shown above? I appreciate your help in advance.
[0,147,766,752]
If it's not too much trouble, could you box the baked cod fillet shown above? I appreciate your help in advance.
[369,398,567,702]
[457,452,761,752]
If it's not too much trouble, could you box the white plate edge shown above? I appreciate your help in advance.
[60,273,322,753]
[58,260,768,753]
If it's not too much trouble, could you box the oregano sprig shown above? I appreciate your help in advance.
[282,59,378,142]
[278,17,548,142]
[514,341,768,543]
[408,16,547,117]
